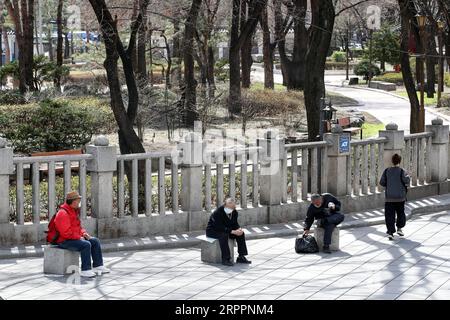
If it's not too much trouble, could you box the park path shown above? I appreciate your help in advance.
[251,65,450,133]
[0,210,448,300]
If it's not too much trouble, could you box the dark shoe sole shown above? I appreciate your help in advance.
[236,260,252,264]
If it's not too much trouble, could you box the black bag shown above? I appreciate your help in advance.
[295,234,319,253]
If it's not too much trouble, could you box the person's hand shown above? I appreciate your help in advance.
[303,229,310,236]
[328,202,335,210]
[83,232,91,240]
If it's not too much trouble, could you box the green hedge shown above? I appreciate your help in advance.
[373,72,404,85]
[0,97,116,154]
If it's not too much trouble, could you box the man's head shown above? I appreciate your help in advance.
[224,197,236,211]
[311,194,323,208]
[66,191,82,209]
[392,153,402,166]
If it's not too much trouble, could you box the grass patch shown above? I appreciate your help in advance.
[394,91,450,106]
[250,82,287,92]
[361,122,385,139]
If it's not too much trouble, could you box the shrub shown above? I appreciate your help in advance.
[332,51,346,63]
[240,89,305,117]
[373,72,404,85]
[0,90,27,105]
[354,60,381,79]
[445,73,450,88]
[215,58,229,82]
[437,95,450,108]
[0,97,116,154]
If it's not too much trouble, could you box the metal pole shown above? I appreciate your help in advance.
[368,29,373,86]
[346,29,349,81]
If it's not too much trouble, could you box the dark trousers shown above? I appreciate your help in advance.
[322,212,345,246]
[58,237,104,271]
[385,202,406,235]
[206,230,248,261]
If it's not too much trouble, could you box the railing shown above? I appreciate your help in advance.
[349,137,387,196]
[284,141,329,202]
[404,132,433,186]
[11,154,93,224]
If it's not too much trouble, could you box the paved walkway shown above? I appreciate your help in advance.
[0,209,449,300]
[2,194,450,260]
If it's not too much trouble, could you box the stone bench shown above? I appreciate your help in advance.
[369,81,396,91]
[43,246,80,275]
[313,226,340,252]
[197,235,235,264]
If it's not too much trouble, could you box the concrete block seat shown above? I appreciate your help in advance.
[313,225,340,252]
[197,235,235,264]
[43,245,80,275]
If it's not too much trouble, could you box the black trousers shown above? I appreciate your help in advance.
[322,212,345,246]
[385,201,406,235]
[206,230,248,261]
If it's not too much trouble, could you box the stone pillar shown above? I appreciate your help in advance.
[258,130,285,205]
[0,138,13,224]
[86,136,117,219]
[324,126,351,196]
[180,133,203,212]
[379,123,405,170]
[426,118,449,182]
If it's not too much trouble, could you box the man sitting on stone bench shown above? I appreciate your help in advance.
[206,197,251,266]
[303,193,345,254]
[54,191,110,277]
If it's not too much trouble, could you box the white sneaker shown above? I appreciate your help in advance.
[80,270,97,278]
[397,229,404,237]
[93,266,110,275]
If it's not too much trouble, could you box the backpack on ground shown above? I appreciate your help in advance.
[45,208,67,245]
[295,234,319,253]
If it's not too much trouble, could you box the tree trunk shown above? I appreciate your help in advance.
[240,0,254,89]
[55,0,63,91]
[171,21,182,88]
[3,28,11,64]
[304,0,335,141]
[260,6,274,89]
[47,27,53,62]
[207,46,215,97]
[398,0,422,133]
[182,0,202,127]
[426,31,436,98]
[229,0,242,114]
[136,0,148,80]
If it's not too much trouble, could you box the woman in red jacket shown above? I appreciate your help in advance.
[55,191,110,278]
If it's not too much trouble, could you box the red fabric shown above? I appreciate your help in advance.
[54,203,86,243]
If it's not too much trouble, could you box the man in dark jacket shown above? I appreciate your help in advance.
[303,193,345,253]
[206,197,251,266]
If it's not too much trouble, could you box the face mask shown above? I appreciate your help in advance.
[224,207,233,214]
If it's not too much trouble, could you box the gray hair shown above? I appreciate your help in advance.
[311,194,322,201]
[224,197,236,205]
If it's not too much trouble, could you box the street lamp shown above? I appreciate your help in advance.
[416,14,428,131]
[437,20,445,107]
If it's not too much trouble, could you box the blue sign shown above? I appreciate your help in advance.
[339,136,350,153]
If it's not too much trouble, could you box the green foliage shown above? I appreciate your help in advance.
[354,60,381,79]
[0,97,116,154]
[0,55,70,91]
[215,58,229,82]
[366,25,400,67]
[0,89,27,105]
[332,51,346,63]
[373,72,404,85]
[445,73,450,87]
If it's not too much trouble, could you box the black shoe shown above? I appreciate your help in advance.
[387,233,395,241]
[236,256,252,264]
[323,246,332,254]
[222,259,234,266]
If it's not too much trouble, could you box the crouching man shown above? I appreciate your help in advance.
[206,197,251,266]
[303,193,345,254]
[53,191,110,277]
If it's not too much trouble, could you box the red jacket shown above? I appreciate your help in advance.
[54,203,86,243]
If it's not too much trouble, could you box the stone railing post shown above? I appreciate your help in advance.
[86,136,117,219]
[324,126,351,196]
[0,138,13,224]
[180,132,203,212]
[379,123,405,170]
[426,118,449,182]
[258,130,285,205]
